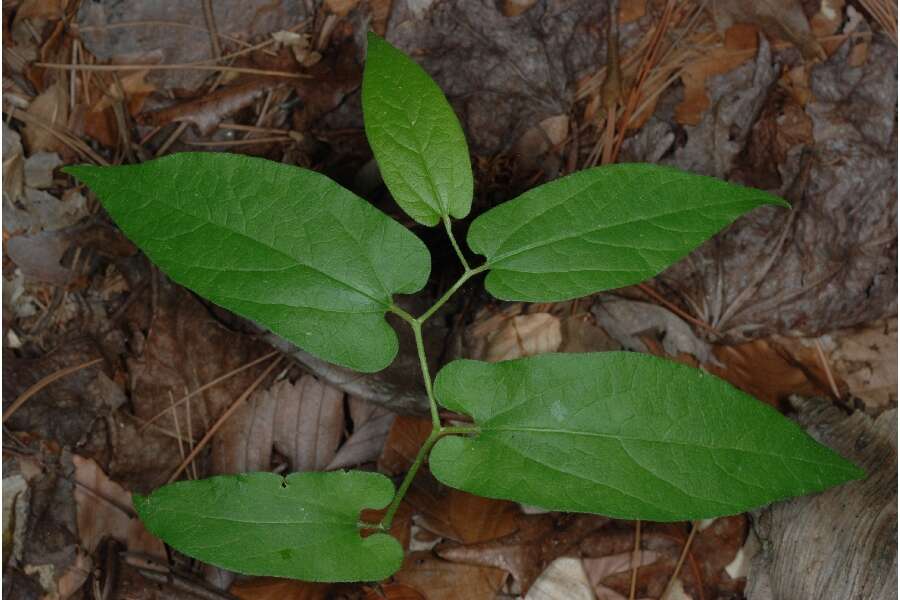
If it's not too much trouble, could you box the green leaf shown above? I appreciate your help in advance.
[430,353,864,521]
[64,153,430,373]
[362,32,473,226]
[133,471,403,582]
[468,164,789,302]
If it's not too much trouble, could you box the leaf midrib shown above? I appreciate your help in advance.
[131,197,391,308]
[485,196,762,267]
[479,424,849,470]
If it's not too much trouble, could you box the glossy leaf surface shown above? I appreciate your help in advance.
[468,164,789,301]
[362,33,473,226]
[431,353,863,521]
[133,471,403,581]
[66,153,430,372]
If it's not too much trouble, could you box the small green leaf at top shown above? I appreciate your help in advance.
[468,164,789,302]
[133,471,403,582]
[65,153,431,373]
[430,353,863,522]
[362,32,473,227]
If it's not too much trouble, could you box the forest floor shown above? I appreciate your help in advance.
[2,1,897,599]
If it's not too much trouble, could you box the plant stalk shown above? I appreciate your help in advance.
[381,264,486,530]
[443,215,471,271]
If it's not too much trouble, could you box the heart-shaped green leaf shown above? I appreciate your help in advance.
[431,353,863,521]
[468,164,789,302]
[133,471,403,582]
[65,153,430,373]
[362,33,473,226]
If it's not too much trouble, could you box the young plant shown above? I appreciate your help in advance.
[64,33,864,582]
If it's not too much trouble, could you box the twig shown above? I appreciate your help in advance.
[140,350,280,431]
[33,62,307,80]
[184,136,295,147]
[5,106,109,165]
[201,0,223,60]
[814,338,842,400]
[166,356,282,483]
[3,358,104,423]
[661,521,700,598]
[628,519,641,600]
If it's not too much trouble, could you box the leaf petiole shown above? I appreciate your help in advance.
[443,215,471,271]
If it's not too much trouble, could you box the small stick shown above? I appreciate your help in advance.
[661,520,700,598]
[628,519,641,600]
[3,358,104,422]
[167,356,282,483]
[140,350,279,431]
[814,338,842,400]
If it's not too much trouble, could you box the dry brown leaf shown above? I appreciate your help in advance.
[139,79,276,135]
[393,552,508,600]
[121,281,272,491]
[712,0,826,61]
[526,557,594,600]
[72,455,166,557]
[22,80,69,155]
[618,0,646,23]
[13,0,67,23]
[405,474,519,544]
[230,577,332,600]
[502,0,539,18]
[826,317,897,411]
[3,123,26,202]
[269,376,345,471]
[363,583,426,599]
[326,396,395,470]
[583,551,660,600]
[675,24,760,125]
[706,338,833,406]
[467,309,563,362]
[325,0,359,17]
[437,513,609,594]
[378,416,432,476]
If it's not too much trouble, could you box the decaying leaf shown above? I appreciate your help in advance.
[22,81,69,155]
[326,397,394,470]
[437,513,608,594]
[139,79,278,135]
[230,576,332,600]
[378,416,431,476]
[465,306,563,362]
[72,455,166,557]
[525,557,594,600]
[826,317,897,412]
[393,552,507,600]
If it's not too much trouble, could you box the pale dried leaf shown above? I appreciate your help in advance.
[469,311,562,362]
[526,557,594,600]
[326,397,394,469]
[827,318,897,411]
[24,152,62,189]
[72,455,165,557]
[591,296,715,364]
[23,81,69,154]
[271,376,345,471]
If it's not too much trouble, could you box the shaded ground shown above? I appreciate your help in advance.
[2,1,897,599]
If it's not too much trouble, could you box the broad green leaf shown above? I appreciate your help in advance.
[362,32,473,226]
[430,353,864,521]
[133,471,403,582]
[65,153,430,373]
[468,164,789,302]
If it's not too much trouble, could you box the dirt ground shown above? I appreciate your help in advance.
[2,1,897,599]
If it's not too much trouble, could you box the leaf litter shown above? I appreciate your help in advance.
[3,0,895,598]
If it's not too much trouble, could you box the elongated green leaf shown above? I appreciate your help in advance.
[362,33,473,226]
[133,471,403,582]
[65,153,430,373]
[468,164,789,302]
[431,353,863,521]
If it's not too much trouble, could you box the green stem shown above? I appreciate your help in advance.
[380,429,439,529]
[443,216,471,271]
[381,263,488,530]
[379,425,479,530]
[417,264,487,324]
